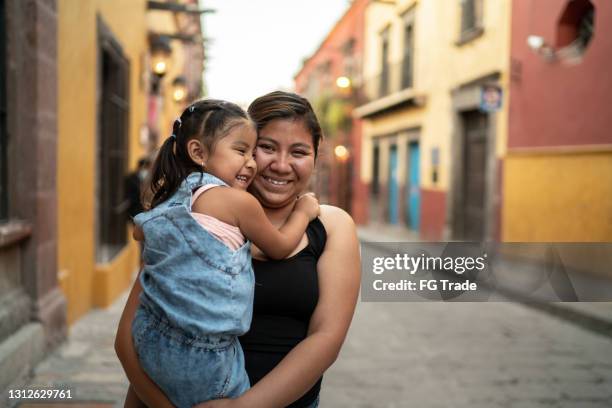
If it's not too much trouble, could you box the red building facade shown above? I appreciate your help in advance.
[294,0,369,224]
[510,0,611,149]
[504,0,612,241]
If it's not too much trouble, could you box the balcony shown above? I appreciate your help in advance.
[354,59,426,119]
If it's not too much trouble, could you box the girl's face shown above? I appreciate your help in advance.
[249,118,316,209]
[204,121,257,190]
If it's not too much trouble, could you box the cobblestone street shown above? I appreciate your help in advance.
[8,241,612,408]
[321,301,612,407]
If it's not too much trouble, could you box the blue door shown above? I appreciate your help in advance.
[407,142,420,230]
[388,145,399,224]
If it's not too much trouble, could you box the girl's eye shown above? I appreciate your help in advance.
[293,151,307,157]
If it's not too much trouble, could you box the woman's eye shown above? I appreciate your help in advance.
[258,144,274,152]
[293,151,307,157]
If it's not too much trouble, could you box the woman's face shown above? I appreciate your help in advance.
[249,118,316,209]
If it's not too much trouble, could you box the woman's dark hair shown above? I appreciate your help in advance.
[146,99,250,209]
[247,91,322,158]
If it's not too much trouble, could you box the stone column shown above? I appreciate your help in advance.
[0,0,65,394]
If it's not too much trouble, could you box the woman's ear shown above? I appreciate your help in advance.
[186,139,208,168]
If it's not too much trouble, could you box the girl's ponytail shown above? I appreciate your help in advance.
[144,99,250,210]
[147,119,196,209]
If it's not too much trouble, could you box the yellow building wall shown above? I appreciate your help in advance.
[503,151,612,242]
[360,0,511,193]
[58,0,148,324]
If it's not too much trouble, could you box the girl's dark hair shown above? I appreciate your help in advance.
[147,99,250,209]
[247,91,322,158]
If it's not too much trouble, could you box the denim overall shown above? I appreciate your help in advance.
[132,172,253,407]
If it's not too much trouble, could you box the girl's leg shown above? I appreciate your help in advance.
[124,385,148,408]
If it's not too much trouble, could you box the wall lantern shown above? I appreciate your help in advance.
[334,145,350,162]
[172,76,188,102]
[150,35,172,77]
[527,35,556,61]
[336,76,351,89]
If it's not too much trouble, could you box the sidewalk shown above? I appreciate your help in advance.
[357,224,612,333]
[8,293,130,408]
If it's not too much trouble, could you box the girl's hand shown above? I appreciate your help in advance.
[192,398,240,408]
[295,193,320,221]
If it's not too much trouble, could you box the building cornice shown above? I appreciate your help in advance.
[353,87,426,118]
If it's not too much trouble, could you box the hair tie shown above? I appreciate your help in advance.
[170,134,177,141]
[189,105,195,113]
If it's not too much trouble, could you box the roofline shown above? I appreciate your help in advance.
[293,0,365,80]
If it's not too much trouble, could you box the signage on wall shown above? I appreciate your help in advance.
[480,84,503,113]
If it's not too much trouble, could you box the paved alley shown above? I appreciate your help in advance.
[9,242,612,408]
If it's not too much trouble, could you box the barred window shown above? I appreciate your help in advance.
[379,28,390,97]
[460,0,483,34]
[97,19,130,262]
[0,0,7,220]
[401,10,415,90]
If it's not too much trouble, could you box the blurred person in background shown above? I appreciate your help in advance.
[125,157,152,221]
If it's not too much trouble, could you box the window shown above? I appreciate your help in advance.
[321,60,333,88]
[576,7,595,50]
[401,10,415,89]
[342,38,356,80]
[372,144,380,196]
[379,28,390,97]
[0,1,7,220]
[556,0,595,60]
[97,20,130,262]
[459,0,483,40]
[306,73,319,98]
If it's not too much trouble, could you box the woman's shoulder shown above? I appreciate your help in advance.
[318,205,356,240]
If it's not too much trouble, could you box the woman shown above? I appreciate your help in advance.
[115,91,360,407]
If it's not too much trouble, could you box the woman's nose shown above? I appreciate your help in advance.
[269,153,292,174]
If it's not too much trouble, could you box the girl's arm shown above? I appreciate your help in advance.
[197,205,361,408]
[193,188,319,260]
[114,272,176,408]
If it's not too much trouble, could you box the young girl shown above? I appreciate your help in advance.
[130,99,319,408]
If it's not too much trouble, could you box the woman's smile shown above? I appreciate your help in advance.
[260,174,292,187]
[249,118,316,208]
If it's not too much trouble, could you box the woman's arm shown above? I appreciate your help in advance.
[200,205,361,408]
[114,272,175,408]
[133,225,144,241]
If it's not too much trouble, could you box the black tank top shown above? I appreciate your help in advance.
[239,218,327,408]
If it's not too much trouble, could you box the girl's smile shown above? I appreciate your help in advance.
[204,121,258,190]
